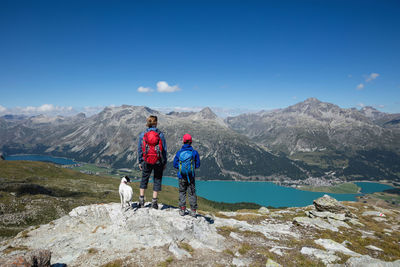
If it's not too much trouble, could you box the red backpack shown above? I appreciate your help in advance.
[142,130,163,164]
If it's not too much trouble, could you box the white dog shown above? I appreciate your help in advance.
[119,176,133,210]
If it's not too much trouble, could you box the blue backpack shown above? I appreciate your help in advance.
[179,150,194,181]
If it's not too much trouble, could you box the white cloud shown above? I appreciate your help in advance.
[365,73,379,82]
[0,105,7,113]
[137,86,153,93]
[38,104,55,112]
[83,106,104,116]
[356,83,365,90]
[156,81,180,93]
[4,104,77,116]
[357,103,365,108]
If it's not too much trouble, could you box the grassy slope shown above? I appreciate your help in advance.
[0,161,260,239]
[299,182,360,194]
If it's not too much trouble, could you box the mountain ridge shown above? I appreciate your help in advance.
[1,98,400,183]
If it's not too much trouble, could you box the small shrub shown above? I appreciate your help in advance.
[223,249,234,256]
[88,248,98,254]
[20,230,30,238]
[101,259,123,267]
[158,256,174,267]
[216,226,237,238]
[238,243,252,255]
[179,242,194,253]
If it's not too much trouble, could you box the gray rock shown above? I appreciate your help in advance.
[301,247,340,265]
[365,245,383,252]
[1,203,225,265]
[345,255,400,267]
[314,239,361,257]
[327,218,351,229]
[229,232,243,241]
[168,242,191,259]
[269,246,291,256]
[258,206,270,214]
[313,195,350,215]
[266,258,282,267]
[0,249,51,267]
[373,217,387,222]
[308,210,347,221]
[293,216,339,232]
[232,257,252,266]
[362,211,385,217]
[348,218,364,227]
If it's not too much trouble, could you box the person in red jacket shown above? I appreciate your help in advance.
[137,115,167,209]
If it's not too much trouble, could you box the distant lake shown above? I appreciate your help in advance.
[5,154,395,207]
[5,154,77,165]
[162,177,369,208]
[354,182,393,194]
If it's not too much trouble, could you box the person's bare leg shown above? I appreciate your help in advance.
[140,188,145,197]
[153,191,158,199]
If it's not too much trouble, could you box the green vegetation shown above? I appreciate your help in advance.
[300,182,360,194]
[69,162,141,179]
[178,242,194,253]
[101,259,123,267]
[158,256,174,267]
[370,192,400,205]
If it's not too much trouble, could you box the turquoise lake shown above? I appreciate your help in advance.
[5,155,394,207]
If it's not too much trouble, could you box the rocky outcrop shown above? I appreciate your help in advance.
[0,196,399,266]
[293,195,359,232]
[313,194,351,215]
[0,249,51,267]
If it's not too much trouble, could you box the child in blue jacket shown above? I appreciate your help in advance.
[173,134,200,217]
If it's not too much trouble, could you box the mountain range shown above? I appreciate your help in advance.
[1,98,400,183]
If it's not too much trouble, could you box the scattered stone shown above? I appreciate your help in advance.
[308,210,347,221]
[314,239,361,257]
[365,245,383,252]
[300,247,340,265]
[362,211,385,217]
[373,217,387,222]
[327,218,351,229]
[265,258,282,267]
[168,242,191,259]
[358,229,376,239]
[345,255,400,267]
[269,246,291,256]
[258,207,270,214]
[229,232,243,241]
[232,257,251,266]
[348,218,364,227]
[293,216,339,232]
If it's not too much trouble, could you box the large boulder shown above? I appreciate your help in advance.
[313,194,351,215]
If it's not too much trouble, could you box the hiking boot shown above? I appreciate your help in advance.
[179,207,186,216]
[152,198,158,209]
[189,209,197,218]
[138,196,145,208]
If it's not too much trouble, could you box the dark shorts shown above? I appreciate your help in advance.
[140,162,164,191]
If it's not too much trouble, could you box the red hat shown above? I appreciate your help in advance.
[183,134,192,143]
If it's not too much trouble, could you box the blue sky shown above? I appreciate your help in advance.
[0,0,399,116]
